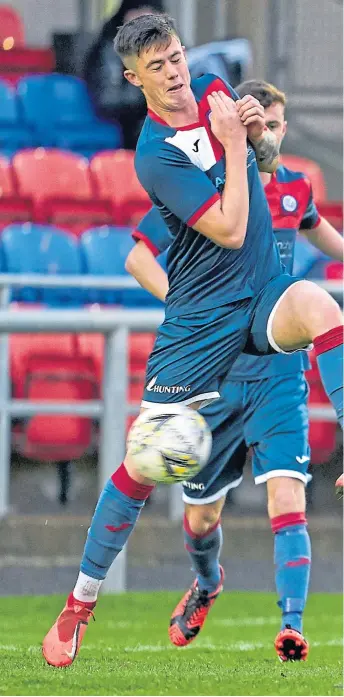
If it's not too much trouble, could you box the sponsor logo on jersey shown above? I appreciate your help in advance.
[281,194,298,213]
[296,455,310,464]
[146,375,191,395]
[183,480,205,490]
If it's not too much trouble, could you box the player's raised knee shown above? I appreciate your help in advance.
[292,280,342,334]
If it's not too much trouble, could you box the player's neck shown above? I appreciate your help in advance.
[260,171,273,187]
[147,95,199,128]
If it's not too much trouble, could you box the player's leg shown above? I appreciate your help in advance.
[267,476,310,661]
[169,387,247,646]
[43,306,247,666]
[245,373,311,661]
[42,447,155,667]
[269,279,343,427]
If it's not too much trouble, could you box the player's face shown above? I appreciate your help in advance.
[264,102,287,147]
[125,35,192,112]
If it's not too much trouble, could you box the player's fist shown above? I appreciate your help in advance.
[207,91,246,148]
[236,95,265,142]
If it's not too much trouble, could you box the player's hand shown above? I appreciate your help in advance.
[236,95,265,142]
[207,91,246,148]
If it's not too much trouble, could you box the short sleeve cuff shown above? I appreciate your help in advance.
[312,215,322,229]
[187,193,221,227]
[132,230,160,257]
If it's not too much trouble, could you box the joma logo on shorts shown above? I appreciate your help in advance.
[183,481,205,490]
[146,376,191,395]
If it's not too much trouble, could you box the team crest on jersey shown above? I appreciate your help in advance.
[281,194,298,213]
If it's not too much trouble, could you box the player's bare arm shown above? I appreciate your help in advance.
[125,241,169,301]
[301,217,344,261]
[192,91,249,250]
[237,95,280,173]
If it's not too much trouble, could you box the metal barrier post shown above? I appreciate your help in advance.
[0,286,10,518]
[168,483,184,522]
[100,326,128,594]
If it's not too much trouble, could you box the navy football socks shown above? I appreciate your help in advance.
[183,514,223,593]
[271,512,311,633]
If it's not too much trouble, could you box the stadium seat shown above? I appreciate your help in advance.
[305,350,336,465]
[80,225,162,306]
[0,47,55,85]
[279,154,327,203]
[10,333,98,461]
[317,201,343,231]
[2,223,83,304]
[77,330,155,408]
[12,149,113,235]
[90,150,152,225]
[293,236,321,277]
[324,261,343,280]
[0,155,32,228]
[17,74,122,156]
[0,5,24,49]
[0,78,35,155]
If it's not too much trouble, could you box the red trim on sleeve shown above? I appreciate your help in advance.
[313,325,343,356]
[312,214,321,229]
[132,229,160,257]
[271,512,307,533]
[187,192,220,227]
[111,463,155,500]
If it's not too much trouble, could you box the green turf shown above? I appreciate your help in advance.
[0,592,342,696]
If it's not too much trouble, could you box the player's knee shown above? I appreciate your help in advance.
[123,453,155,486]
[267,477,306,519]
[185,502,222,536]
[293,281,343,337]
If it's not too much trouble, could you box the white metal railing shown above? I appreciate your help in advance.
[0,274,340,592]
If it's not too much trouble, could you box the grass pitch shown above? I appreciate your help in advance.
[0,592,342,696]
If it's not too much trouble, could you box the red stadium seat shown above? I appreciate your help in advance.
[90,150,152,226]
[77,330,155,437]
[10,333,98,461]
[12,149,112,235]
[324,261,344,280]
[317,201,343,231]
[280,154,327,203]
[77,330,155,402]
[0,47,55,84]
[305,350,336,465]
[0,156,32,229]
[0,5,24,49]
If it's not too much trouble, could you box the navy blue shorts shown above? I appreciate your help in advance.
[182,372,311,503]
[142,273,302,408]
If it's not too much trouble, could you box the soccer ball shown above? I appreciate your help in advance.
[127,406,212,483]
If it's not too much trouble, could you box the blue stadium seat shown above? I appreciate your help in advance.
[17,74,122,156]
[1,223,83,305]
[293,236,322,277]
[80,226,163,307]
[0,79,35,156]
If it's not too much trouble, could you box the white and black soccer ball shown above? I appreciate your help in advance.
[127,406,212,483]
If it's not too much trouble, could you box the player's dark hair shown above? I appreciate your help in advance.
[114,13,178,62]
[235,79,287,108]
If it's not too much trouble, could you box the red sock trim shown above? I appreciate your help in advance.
[271,512,307,533]
[314,325,343,356]
[111,463,155,500]
[183,513,221,539]
[69,592,96,610]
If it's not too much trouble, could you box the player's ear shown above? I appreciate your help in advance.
[124,69,142,88]
[282,120,287,139]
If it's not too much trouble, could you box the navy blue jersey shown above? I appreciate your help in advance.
[135,74,283,319]
[134,164,320,379]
